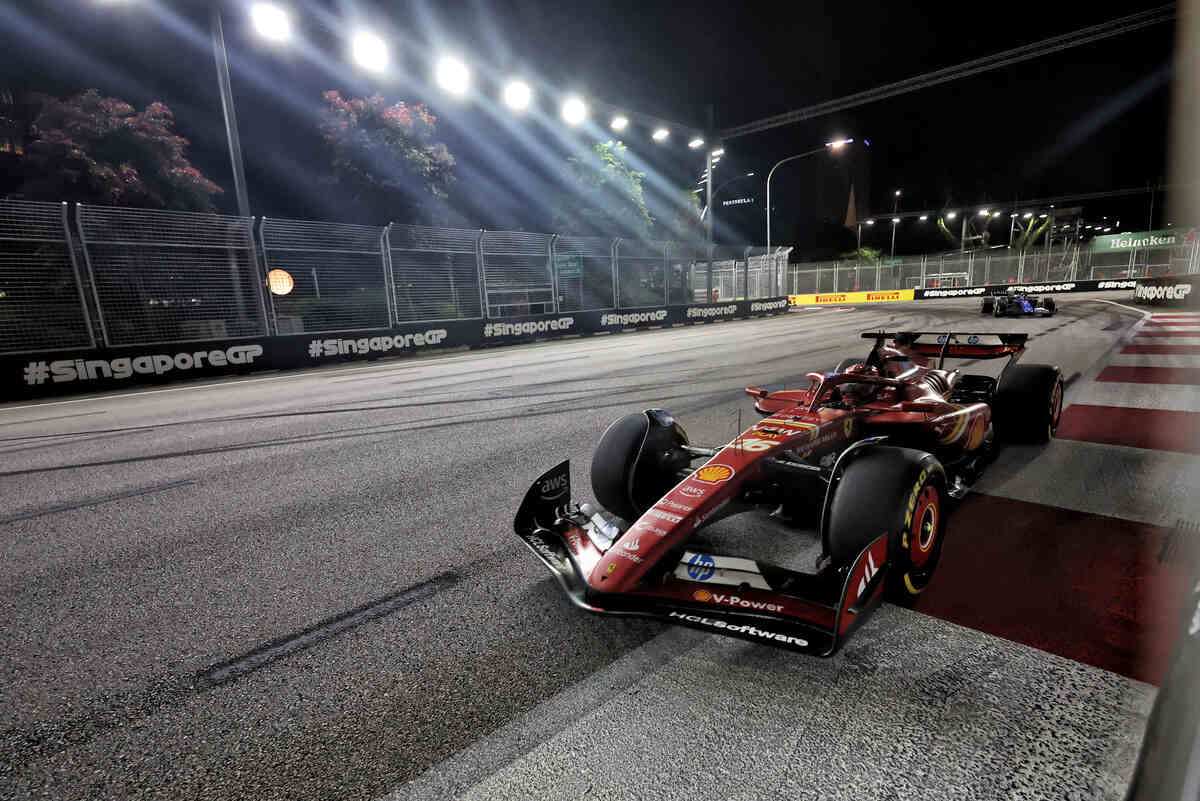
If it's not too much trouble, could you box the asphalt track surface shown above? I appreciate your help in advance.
[1,294,1193,800]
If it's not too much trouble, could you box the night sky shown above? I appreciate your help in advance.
[0,0,1176,256]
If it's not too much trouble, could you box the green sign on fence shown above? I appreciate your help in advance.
[555,254,583,278]
[1089,227,1195,253]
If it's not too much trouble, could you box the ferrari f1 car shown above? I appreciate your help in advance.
[982,289,1056,317]
[514,331,1063,656]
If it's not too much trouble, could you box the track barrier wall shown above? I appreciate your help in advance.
[2,298,790,401]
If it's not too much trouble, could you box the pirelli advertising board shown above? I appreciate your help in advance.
[788,289,914,306]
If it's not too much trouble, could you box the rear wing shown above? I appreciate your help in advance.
[862,331,1027,366]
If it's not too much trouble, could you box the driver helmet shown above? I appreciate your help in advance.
[840,363,879,405]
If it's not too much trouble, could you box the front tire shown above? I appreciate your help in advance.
[591,410,690,521]
[981,297,994,315]
[992,364,1063,444]
[825,446,948,600]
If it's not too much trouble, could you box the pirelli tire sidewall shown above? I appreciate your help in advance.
[826,446,948,599]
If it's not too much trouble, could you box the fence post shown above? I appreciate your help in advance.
[663,241,672,305]
[549,234,560,314]
[242,213,270,336]
[61,202,97,348]
[705,243,713,300]
[380,224,395,327]
[257,217,280,336]
[612,238,622,309]
[73,203,111,347]
[743,246,752,299]
[476,229,489,318]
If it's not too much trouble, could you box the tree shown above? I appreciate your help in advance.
[554,140,654,239]
[656,187,706,243]
[20,90,222,211]
[319,90,456,224]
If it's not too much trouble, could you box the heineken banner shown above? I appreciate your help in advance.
[1,297,789,402]
[1089,228,1196,253]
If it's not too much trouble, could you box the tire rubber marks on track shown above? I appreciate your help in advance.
[0,479,196,525]
[0,572,459,764]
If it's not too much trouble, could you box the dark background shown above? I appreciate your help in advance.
[0,0,1176,257]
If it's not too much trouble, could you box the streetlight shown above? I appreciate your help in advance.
[250,3,291,42]
[502,80,532,111]
[351,29,389,72]
[890,216,900,258]
[711,148,725,157]
[435,55,470,96]
[651,127,670,142]
[687,137,704,149]
[978,209,989,216]
[946,211,958,219]
[919,215,928,221]
[561,95,588,125]
[765,139,852,249]
[609,114,628,132]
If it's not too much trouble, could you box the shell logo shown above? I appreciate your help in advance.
[693,589,713,602]
[694,464,734,484]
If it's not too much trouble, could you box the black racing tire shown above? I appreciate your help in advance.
[981,297,994,315]
[1044,297,1057,314]
[833,357,862,373]
[590,410,689,521]
[825,446,948,600]
[992,298,1005,317]
[992,364,1064,444]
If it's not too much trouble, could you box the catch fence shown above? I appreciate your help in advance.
[787,242,1200,294]
[0,199,790,354]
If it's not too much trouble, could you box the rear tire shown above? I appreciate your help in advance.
[981,297,994,315]
[992,364,1063,444]
[825,446,948,600]
[1044,297,1057,314]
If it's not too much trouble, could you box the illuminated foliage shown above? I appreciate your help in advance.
[556,140,654,239]
[319,90,456,224]
[22,90,222,211]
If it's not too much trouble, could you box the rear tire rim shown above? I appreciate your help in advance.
[910,485,939,567]
[1049,379,1063,438]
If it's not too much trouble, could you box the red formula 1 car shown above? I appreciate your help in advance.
[514,331,1063,656]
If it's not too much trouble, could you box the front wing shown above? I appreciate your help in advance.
[514,461,890,657]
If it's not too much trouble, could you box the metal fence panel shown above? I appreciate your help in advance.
[0,200,93,354]
[666,242,703,305]
[76,205,266,346]
[481,231,553,316]
[388,225,482,323]
[616,240,667,307]
[260,218,389,334]
[555,236,614,311]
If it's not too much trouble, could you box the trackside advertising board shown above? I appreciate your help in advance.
[1,298,789,401]
[788,289,914,306]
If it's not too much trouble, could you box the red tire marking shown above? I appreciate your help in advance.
[912,494,1193,684]
[1056,404,1200,454]
[1097,366,1200,385]
[1132,331,1200,337]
